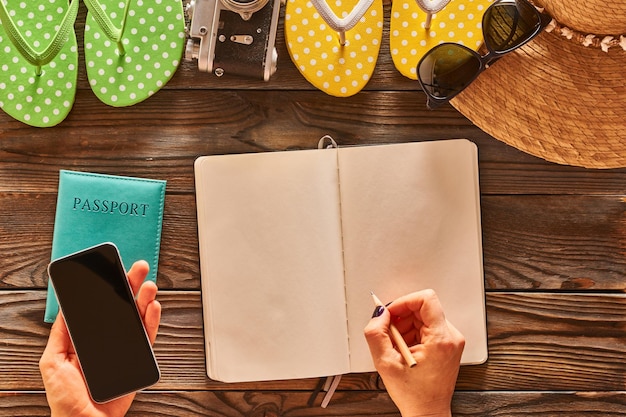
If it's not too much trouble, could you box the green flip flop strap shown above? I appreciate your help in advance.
[0,0,79,68]
[83,0,131,50]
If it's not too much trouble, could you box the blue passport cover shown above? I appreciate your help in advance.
[44,170,166,323]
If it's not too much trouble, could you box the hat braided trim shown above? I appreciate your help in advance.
[544,19,626,52]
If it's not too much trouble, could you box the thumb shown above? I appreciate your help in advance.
[46,313,72,354]
[364,305,395,362]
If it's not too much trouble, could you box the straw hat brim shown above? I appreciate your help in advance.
[451,29,626,169]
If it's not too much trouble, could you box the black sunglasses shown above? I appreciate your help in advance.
[417,0,552,110]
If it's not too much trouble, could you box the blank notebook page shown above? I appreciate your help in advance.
[195,149,351,382]
[337,140,487,371]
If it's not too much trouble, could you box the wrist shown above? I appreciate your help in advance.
[401,411,451,417]
[397,400,452,417]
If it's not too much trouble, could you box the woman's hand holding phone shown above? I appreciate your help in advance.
[39,260,161,417]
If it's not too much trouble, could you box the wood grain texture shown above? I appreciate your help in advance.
[1,90,624,195]
[0,391,625,416]
[0,0,624,415]
[1,292,624,392]
[1,193,623,291]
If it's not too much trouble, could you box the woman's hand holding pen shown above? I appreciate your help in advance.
[364,289,465,417]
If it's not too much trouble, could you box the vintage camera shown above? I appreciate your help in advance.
[185,0,281,81]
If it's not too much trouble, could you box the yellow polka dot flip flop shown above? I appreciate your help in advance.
[391,0,493,80]
[285,0,383,97]
[0,0,79,127]
[83,0,186,107]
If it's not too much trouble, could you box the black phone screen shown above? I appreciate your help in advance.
[48,243,160,403]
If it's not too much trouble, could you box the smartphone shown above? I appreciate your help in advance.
[47,242,160,403]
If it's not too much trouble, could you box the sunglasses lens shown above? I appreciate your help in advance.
[484,0,540,53]
[418,44,481,102]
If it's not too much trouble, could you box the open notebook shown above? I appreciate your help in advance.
[194,139,487,383]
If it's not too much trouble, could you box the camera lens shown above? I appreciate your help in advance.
[220,0,269,20]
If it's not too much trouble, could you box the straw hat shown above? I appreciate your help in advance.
[450,0,626,169]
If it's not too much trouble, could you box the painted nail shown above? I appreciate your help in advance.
[372,305,385,318]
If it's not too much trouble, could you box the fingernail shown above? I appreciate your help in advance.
[372,305,385,318]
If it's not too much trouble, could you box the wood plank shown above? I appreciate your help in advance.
[0,291,623,391]
[1,90,624,194]
[481,195,626,290]
[0,391,624,416]
[460,293,626,391]
[1,193,623,290]
[452,391,626,416]
[0,1,622,415]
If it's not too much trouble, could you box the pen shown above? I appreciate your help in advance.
[371,291,417,368]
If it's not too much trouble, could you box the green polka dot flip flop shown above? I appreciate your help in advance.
[83,0,185,107]
[0,0,79,127]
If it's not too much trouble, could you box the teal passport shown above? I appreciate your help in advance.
[44,170,167,323]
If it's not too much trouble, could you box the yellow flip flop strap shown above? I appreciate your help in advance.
[311,0,374,32]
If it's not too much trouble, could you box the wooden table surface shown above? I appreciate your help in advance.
[1,2,625,416]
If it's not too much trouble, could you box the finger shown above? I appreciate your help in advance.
[136,280,161,344]
[446,319,466,348]
[127,260,150,296]
[392,313,423,335]
[388,289,447,329]
[143,300,162,345]
[363,306,396,363]
[136,280,158,318]
[396,324,420,346]
[43,313,72,355]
